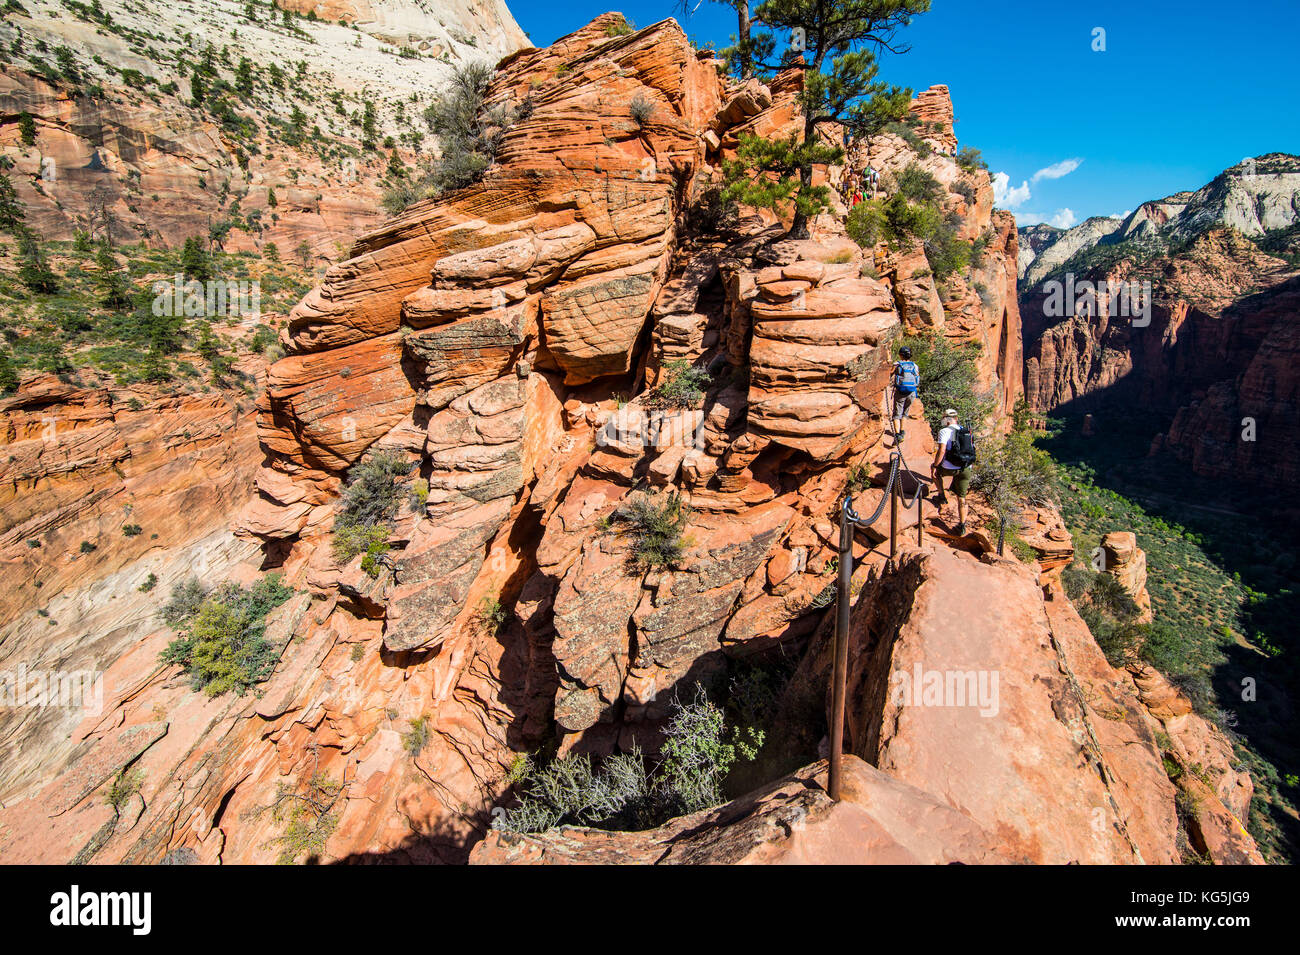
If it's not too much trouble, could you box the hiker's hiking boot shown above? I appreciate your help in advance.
[955,522,967,537]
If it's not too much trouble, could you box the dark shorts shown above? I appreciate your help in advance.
[940,465,972,497]
[893,389,915,419]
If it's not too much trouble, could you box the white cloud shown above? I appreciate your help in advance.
[1107,209,1132,220]
[1014,209,1076,229]
[992,171,1031,209]
[1050,208,1077,228]
[1032,158,1083,182]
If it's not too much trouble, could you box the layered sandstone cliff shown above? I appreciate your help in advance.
[0,15,1257,866]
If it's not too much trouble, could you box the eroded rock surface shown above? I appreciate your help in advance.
[0,16,1263,866]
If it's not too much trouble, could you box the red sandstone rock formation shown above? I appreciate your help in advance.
[1101,530,1153,623]
[847,88,1022,424]
[471,755,1014,865]
[0,16,1261,866]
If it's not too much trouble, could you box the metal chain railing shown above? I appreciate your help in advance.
[829,393,933,800]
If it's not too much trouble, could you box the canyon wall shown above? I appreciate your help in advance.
[0,15,1255,865]
[1022,229,1300,491]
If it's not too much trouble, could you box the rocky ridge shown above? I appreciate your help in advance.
[0,15,1260,865]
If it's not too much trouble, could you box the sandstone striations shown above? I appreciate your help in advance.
[0,15,1262,866]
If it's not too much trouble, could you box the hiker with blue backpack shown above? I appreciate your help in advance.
[891,346,920,438]
[932,408,977,537]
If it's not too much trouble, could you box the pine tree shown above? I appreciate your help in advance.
[18,112,36,147]
[180,236,212,282]
[0,350,19,394]
[17,229,58,293]
[683,1,769,79]
[95,238,132,309]
[723,0,928,238]
[235,58,254,96]
[0,172,25,233]
[361,100,378,151]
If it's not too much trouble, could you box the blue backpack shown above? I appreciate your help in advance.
[894,360,919,394]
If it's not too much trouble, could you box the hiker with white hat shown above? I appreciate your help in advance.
[931,408,976,536]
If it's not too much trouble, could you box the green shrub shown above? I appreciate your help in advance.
[402,715,431,757]
[477,596,508,632]
[846,198,886,247]
[970,429,1057,551]
[0,351,18,393]
[261,773,343,865]
[384,63,528,214]
[604,15,635,36]
[629,93,654,127]
[657,687,764,815]
[105,767,144,812]
[950,179,977,204]
[158,575,294,696]
[612,492,689,570]
[955,146,988,172]
[891,164,944,205]
[162,577,208,626]
[901,331,995,432]
[358,539,391,578]
[847,164,970,282]
[495,750,650,833]
[1088,572,1141,620]
[648,358,711,408]
[331,451,411,563]
[493,687,763,833]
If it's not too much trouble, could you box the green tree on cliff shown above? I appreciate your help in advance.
[180,235,212,282]
[0,171,25,233]
[970,425,1056,557]
[94,237,133,310]
[17,229,58,294]
[18,111,37,147]
[0,350,19,394]
[722,0,928,238]
[682,1,771,79]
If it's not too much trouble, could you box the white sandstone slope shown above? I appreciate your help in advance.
[0,0,530,249]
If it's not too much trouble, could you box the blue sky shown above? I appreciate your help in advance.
[508,0,1299,228]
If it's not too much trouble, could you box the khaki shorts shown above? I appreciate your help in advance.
[893,389,915,420]
[940,465,972,498]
